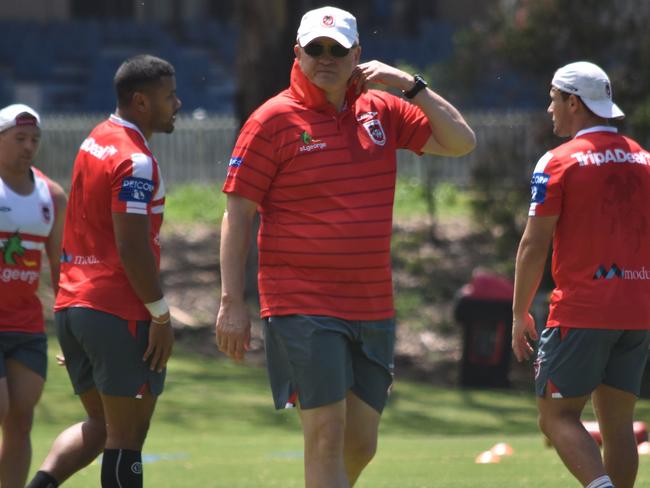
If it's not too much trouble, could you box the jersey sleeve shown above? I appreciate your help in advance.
[528,151,563,217]
[111,152,157,215]
[387,94,432,154]
[222,118,278,204]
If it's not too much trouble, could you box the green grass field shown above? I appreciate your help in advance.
[164,180,470,225]
[31,340,650,487]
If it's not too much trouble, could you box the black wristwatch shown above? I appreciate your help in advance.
[403,74,428,99]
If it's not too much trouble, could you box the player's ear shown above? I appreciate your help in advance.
[131,91,150,113]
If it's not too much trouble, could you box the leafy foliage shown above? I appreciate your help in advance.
[446,0,650,139]
[440,0,650,273]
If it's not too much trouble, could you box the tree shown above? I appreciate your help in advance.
[234,0,300,126]
[446,0,650,140]
[440,0,650,276]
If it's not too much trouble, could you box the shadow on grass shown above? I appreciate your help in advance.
[39,330,650,441]
[156,344,544,437]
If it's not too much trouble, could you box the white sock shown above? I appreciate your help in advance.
[585,475,614,488]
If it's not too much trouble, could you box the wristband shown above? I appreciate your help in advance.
[151,314,170,325]
[144,297,170,323]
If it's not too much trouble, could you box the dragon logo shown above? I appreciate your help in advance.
[1,232,25,265]
[301,131,321,144]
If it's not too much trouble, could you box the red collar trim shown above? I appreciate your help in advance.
[288,60,360,114]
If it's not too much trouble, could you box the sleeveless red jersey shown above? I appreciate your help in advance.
[223,61,432,320]
[0,167,55,333]
[529,126,650,329]
[55,115,165,320]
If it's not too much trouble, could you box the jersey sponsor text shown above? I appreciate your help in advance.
[1,267,39,284]
[571,149,650,167]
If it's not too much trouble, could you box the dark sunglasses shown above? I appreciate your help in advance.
[303,42,352,58]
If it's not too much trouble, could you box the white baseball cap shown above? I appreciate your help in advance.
[297,6,358,49]
[551,61,624,119]
[0,104,41,133]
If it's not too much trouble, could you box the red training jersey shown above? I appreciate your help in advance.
[55,115,165,321]
[529,126,650,329]
[223,61,432,320]
[0,168,55,333]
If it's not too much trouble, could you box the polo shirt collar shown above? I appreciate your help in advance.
[575,125,618,138]
[109,113,150,149]
[288,60,359,113]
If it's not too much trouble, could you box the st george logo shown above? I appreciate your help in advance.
[362,119,386,146]
[321,15,334,27]
[299,131,327,153]
[41,204,51,223]
[1,232,25,265]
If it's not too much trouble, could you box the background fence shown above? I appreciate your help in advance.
[36,111,546,188]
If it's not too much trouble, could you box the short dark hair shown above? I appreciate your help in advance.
[114,54,175,107]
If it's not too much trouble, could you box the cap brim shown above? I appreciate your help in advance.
[582,98,625,119]
[0,104,41,132]
[297,30,354,49]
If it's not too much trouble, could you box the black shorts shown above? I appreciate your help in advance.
[0,331,47,379]
[535,327,650,398]
[55,307,165,397]
[264,314,395,413]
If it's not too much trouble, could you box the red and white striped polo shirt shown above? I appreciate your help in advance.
[0,167,55,333]
[224,61,432,320]
[55,115,165,320]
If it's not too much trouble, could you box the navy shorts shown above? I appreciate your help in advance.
[535,327,650,398]
[0,331,47,379]
[264,315,395,413]
[55,307,165,397]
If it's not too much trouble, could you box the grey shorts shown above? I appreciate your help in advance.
[55,307,165,397]
[535,327,650,398]
[264,315,395,413]
[0,332,47,379]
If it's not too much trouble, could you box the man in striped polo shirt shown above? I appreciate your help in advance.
[217,6,475,487]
